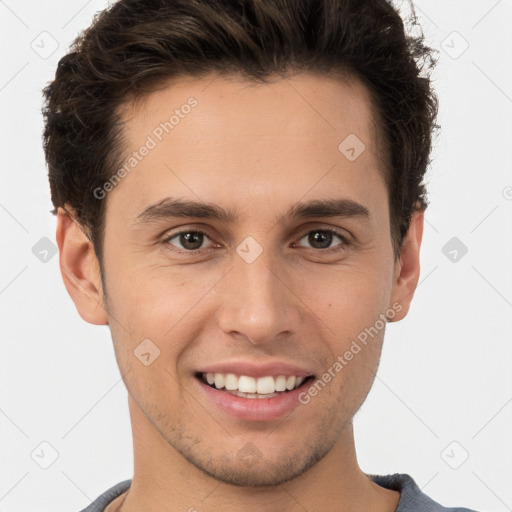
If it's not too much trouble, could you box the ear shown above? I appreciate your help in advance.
[56,207,109,325]
[388,209,424,322]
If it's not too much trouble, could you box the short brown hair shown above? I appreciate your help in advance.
[42,0,438,261]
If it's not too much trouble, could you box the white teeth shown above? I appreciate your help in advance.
[256,376,275,394]
[238,376,256,393]
[214,373,225,389]
[224,373,238,390]
[225,389,280,399]
[286,376,296,390]
[275,375,287,392]
[202,372,308,394]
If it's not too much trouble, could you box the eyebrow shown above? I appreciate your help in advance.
[134,197,370,225]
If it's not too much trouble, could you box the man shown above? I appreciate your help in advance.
[42,0,479,510]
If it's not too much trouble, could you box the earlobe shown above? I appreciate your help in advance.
[388,209,424,322]
[56,207,109,325]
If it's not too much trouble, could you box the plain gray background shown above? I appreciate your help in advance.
[1,1,511,511]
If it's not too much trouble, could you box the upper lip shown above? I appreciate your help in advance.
[196,360,315,378]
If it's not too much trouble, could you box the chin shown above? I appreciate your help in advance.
[176,438,332,487]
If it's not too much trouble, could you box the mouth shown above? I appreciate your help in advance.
[195,372,315,399]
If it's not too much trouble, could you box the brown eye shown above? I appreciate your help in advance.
[296,229,348,251]
[165,231,212,251]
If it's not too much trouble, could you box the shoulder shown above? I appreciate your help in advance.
[368,473,481,512]
[80,474,483,512]
[77,480,132,512]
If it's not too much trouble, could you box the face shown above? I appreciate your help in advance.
[73,73,418,486]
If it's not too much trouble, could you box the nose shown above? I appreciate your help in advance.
[216,248,302,346]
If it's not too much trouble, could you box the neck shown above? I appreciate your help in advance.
[118,395,400,512]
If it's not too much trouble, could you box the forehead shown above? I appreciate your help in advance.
[121,71,379,147]
[111,72,387,221]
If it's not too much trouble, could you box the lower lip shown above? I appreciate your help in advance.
[195,376,312,421]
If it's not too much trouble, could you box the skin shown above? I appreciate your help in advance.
[57,72,423,512]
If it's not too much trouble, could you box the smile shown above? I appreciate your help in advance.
[195,371,315,421]
[200,372,310,398]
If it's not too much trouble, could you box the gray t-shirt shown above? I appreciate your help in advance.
[78,473,480,512]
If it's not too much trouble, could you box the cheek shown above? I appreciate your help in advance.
[303,260,394,339]
[306,278,389,419]
[297,258,393,402]
[105,258,192,328]
[104,263,219,370]
[106,247,394,349]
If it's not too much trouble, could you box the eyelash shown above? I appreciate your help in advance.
[162,227,351,254]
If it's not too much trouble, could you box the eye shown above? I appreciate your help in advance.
[295,228,349,251]
[163,227,350,254]
[164,230,215,251]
